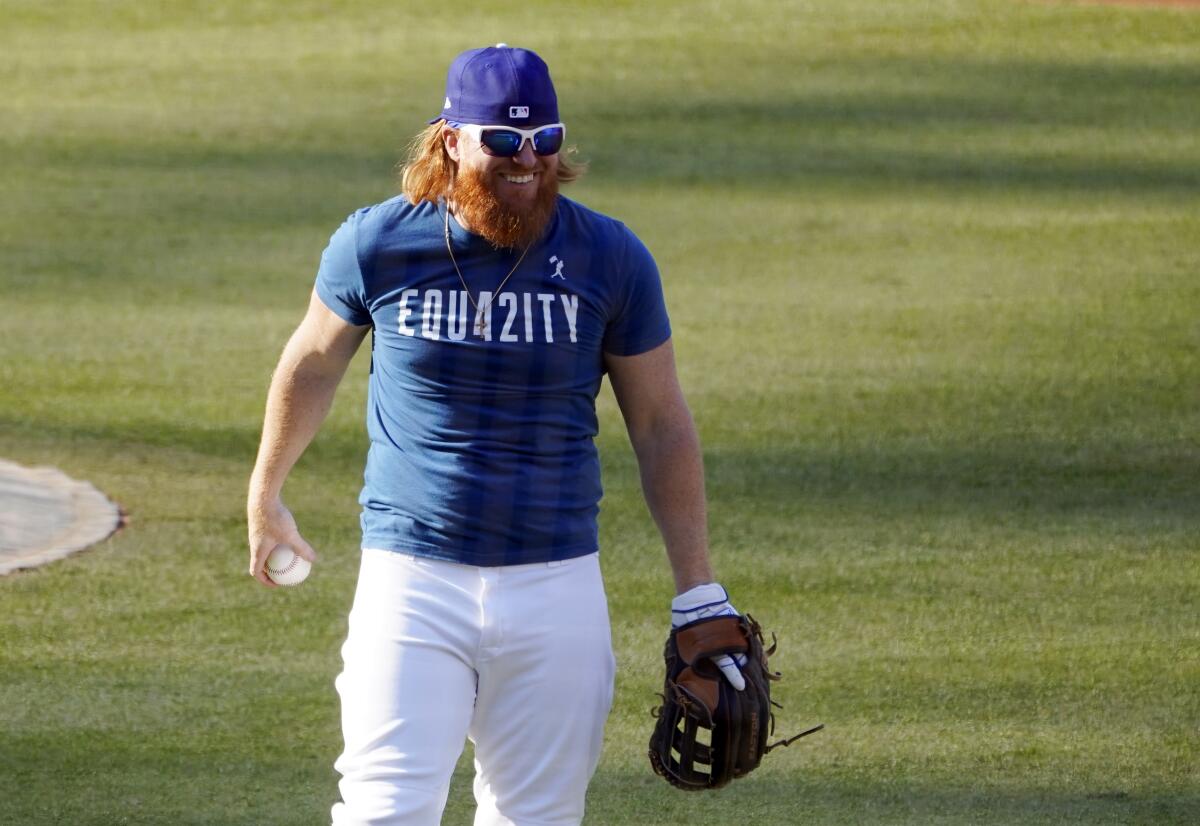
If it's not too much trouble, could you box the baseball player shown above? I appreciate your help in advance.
[247,45,744,825]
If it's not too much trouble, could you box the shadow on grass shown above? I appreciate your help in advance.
[10,56,1200,212]
[5,408,1197,530]
[0,731,341,826]
[581,57,1200,194]
[8,55,1198,312]
[585,769,1200,825]
[699,442,1200,525]
[0,413,363,476]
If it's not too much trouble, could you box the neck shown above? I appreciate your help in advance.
[447,201,473,234]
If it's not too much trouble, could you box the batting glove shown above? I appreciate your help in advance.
[671,582,748,691]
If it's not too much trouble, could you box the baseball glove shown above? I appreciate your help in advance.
[648,614,822,790]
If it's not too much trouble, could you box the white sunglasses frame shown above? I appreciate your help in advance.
[454,122,567,156]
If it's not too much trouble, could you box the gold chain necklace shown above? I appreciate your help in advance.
[444,205,533,336]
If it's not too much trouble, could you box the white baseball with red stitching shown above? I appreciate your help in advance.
[265,544,311,586]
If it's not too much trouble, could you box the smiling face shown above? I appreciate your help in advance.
[443,125,560,249]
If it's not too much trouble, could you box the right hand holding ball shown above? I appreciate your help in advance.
[265,544,312,586]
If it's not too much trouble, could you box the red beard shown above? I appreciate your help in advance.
[451,165,559,250]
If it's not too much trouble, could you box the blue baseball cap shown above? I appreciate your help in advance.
[431,44,559,127]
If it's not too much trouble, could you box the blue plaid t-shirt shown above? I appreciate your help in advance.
[315,195,671,566]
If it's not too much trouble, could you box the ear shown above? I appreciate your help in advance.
[442,127,462,163]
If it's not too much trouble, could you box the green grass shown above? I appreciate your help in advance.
[2,1,1198,823]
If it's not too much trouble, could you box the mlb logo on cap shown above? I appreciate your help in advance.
[431,44,559,128]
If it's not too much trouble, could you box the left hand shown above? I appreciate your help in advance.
[671,582,747,691]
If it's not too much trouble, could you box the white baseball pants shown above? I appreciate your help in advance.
[331,548,616,826]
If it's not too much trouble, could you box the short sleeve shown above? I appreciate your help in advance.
[314,214,372,326]
[602,227,672,356]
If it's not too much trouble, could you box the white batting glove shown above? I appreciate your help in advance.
[671,582,747,691]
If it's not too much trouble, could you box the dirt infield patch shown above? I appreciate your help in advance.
[0,459,122,574]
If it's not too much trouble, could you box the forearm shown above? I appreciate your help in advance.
[248,338,352,511]
[631,410,714,594]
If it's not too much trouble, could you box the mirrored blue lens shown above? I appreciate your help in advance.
[480,129,524,156]
[531,126,564,156]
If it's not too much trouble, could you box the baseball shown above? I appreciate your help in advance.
[265,544,311,586]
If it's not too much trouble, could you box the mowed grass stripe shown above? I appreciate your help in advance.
[2,1,1198,824]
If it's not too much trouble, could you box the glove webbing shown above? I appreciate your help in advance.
[649,615,823,791]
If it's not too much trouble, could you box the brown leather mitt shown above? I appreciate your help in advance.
[648,614,822,790]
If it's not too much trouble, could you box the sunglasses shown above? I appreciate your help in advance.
[456,123,566,157]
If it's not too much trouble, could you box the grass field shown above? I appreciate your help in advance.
[2,1,1198,823]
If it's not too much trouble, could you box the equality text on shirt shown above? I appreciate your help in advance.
[397,288,580,344]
